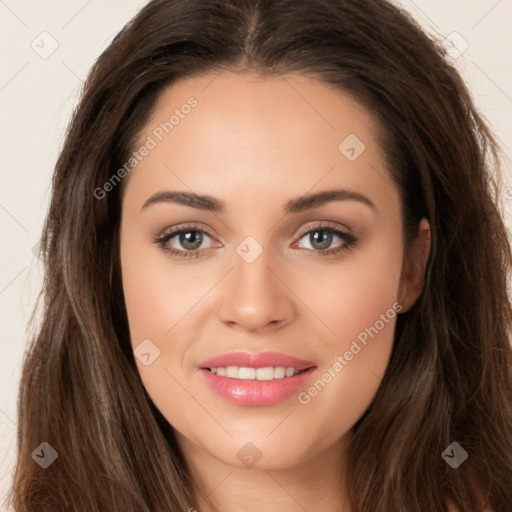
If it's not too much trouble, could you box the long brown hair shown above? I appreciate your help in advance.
[8,0,512,510]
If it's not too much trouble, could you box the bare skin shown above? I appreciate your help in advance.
[120,71,431,511]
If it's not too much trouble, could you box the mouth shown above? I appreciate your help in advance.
[198,351,317,406]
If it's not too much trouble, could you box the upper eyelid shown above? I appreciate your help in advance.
[295,221,350,237]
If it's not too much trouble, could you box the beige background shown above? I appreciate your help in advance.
[1,0,511,508]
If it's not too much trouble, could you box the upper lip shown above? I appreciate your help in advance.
[199,351,316,371]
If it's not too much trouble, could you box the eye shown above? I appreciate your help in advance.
[294,222,357,256]
[153,223,218,260]
[167,230,209,251]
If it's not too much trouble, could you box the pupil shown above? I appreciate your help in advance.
[180,231,202,250]
[311,230,332,250]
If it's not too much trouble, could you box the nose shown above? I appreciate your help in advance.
[218,247,296,333]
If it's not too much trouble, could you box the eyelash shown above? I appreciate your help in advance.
[153,222,358,260]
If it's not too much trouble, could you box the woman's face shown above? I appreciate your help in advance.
[120,71,429,472]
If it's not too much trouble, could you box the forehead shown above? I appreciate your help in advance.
[123,71,397,217]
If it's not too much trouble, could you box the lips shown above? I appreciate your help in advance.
[198,351,317,407]
[199,351,315,372]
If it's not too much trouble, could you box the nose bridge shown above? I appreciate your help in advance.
[218,237,294,331]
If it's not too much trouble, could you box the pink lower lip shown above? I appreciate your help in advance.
[200,367,317,407]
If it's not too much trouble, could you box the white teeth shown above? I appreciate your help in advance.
[225,366,239,378]
[209,366,300,380]
[256,367,274,380]
[239,367,256,379]
[274,366,286,379]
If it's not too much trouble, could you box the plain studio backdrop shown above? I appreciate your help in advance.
[0,0,511,507]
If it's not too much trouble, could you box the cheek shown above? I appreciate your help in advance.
[120,230,207,345]
[292,236,403,349]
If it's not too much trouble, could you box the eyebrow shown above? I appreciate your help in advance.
[141,187,377,214]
